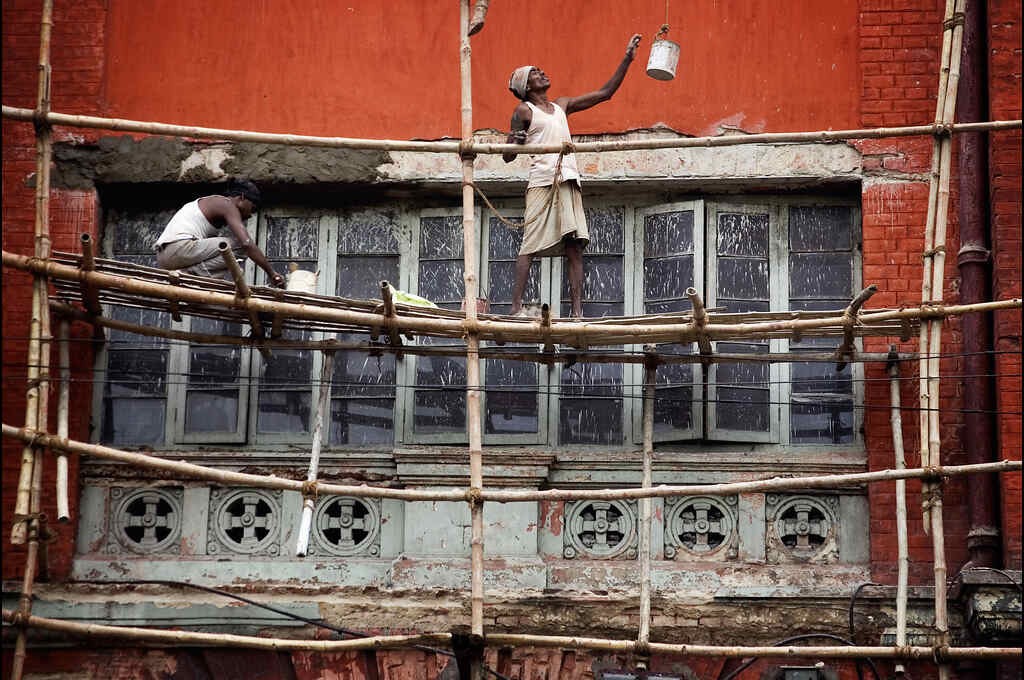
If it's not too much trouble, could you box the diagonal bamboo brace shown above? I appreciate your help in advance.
[218,242,271,361]
[834,285,878,371]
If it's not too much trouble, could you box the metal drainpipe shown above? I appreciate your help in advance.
[956,0,1000,570]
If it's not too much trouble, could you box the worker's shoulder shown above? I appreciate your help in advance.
[197,194,231,213]
[512,100,532,117]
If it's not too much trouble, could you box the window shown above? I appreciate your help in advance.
[95,193,860,451]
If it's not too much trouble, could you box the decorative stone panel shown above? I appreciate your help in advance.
[308,496,381,557]
[664,495,738,560]
[765,494,839,564]
[110,487,183,555]
[563,499,637,560]
[209,488,282,556]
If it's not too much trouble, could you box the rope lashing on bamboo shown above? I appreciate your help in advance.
[301,480,320,502]
[942,13,966,30]
[923,246,947,259]
[465,486,484,508]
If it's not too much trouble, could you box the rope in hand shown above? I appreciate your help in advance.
[470,144,570,230]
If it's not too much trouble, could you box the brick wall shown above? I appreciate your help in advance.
[988,0,1023,570]
[1,0,105,581]
[858,0,1022,580]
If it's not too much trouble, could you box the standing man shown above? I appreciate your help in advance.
[504,34,642,318]
[154,179,285,287]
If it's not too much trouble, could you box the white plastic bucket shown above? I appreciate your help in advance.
[646,38,680,81]
[286,269,318,294]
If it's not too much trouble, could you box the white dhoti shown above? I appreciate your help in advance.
[519,181,589,257]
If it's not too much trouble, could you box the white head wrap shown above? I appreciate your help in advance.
[509,65,535,99]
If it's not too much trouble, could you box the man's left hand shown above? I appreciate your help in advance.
[625,34,642,59]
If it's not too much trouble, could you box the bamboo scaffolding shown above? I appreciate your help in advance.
[55,318,70,522]
[295,350,335,557]
[219,243,272,361]
[686,288,712,355]
[460,0,486,652]
[922,6,966,678]
[10,252,1018,348]
[834,285,877,371]
[4,608,1019,660]
[11,5,54,680]
[48,300,923,365]
[3,424,1018,505]
[1,105,1019,155]
[888,347,909,676]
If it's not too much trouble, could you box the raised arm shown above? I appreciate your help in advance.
[558,34,642,115]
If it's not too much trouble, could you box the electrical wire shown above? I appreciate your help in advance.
[49,580,514,680]
[718,633,880,680]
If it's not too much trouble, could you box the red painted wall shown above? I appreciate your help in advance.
[96,0,860,139]
[2,0,1020,588]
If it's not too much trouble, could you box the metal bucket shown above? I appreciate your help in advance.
[646,38,680,81]
[286,268,318,294]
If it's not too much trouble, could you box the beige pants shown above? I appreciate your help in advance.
[519,181,589,257]
[155,236,246,277]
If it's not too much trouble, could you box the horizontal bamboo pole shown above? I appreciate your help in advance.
[2,425,1019,504]
[50,301,917,366]
[3,609,1017,660]
[484,633,1021,660]
[1,609,449,652]
[1,105,1019,155]
[7,252,1020,347]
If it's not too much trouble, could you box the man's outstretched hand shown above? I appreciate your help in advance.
[625,34,642,60]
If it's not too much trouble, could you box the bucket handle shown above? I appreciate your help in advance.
[654,23,670,41]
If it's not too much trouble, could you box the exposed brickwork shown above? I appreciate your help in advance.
[1,0,105,581]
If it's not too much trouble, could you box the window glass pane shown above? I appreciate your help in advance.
[586,206,625,253]
[717,213,768,257]
[330,399,394,445]
[644,255,694,303]
[716,386,770,432]
[485,217,541,436]
[338,209,401,254]
[420,216,463,259]
[264,215,319,260]
[788,208,856,445]
[715,342,769,433]
[654,356,695,435]
[185,391,239,432]
[107,306,171,345]
[414,355,467,433]
[717,258,769,301]
[789,253,852,299]
[559,363,623,445]
[485,358,538,435]
[102,398,165,445]
[106,207,176,255]
[337,256,400,301]
[791,400,854,444]
[644,210,693,257]
[790,205,852,252]
[106,350,167,398]
[419,260,466,306]
[331,337,396,446]
[258,330,312,434]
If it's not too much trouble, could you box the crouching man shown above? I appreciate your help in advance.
[154,179,285,287]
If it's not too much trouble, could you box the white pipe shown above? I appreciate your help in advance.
[295,350,335,557]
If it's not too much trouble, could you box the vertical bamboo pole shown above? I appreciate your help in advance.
[918,0,957,536]
[888,348,908,676]
[296,350,335,557]
[924,6,966,679]
[459,0,485,661]
[56,319,70,522]
[12,0,55,547]
[637,359,656,660]
[12,5,54,678]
